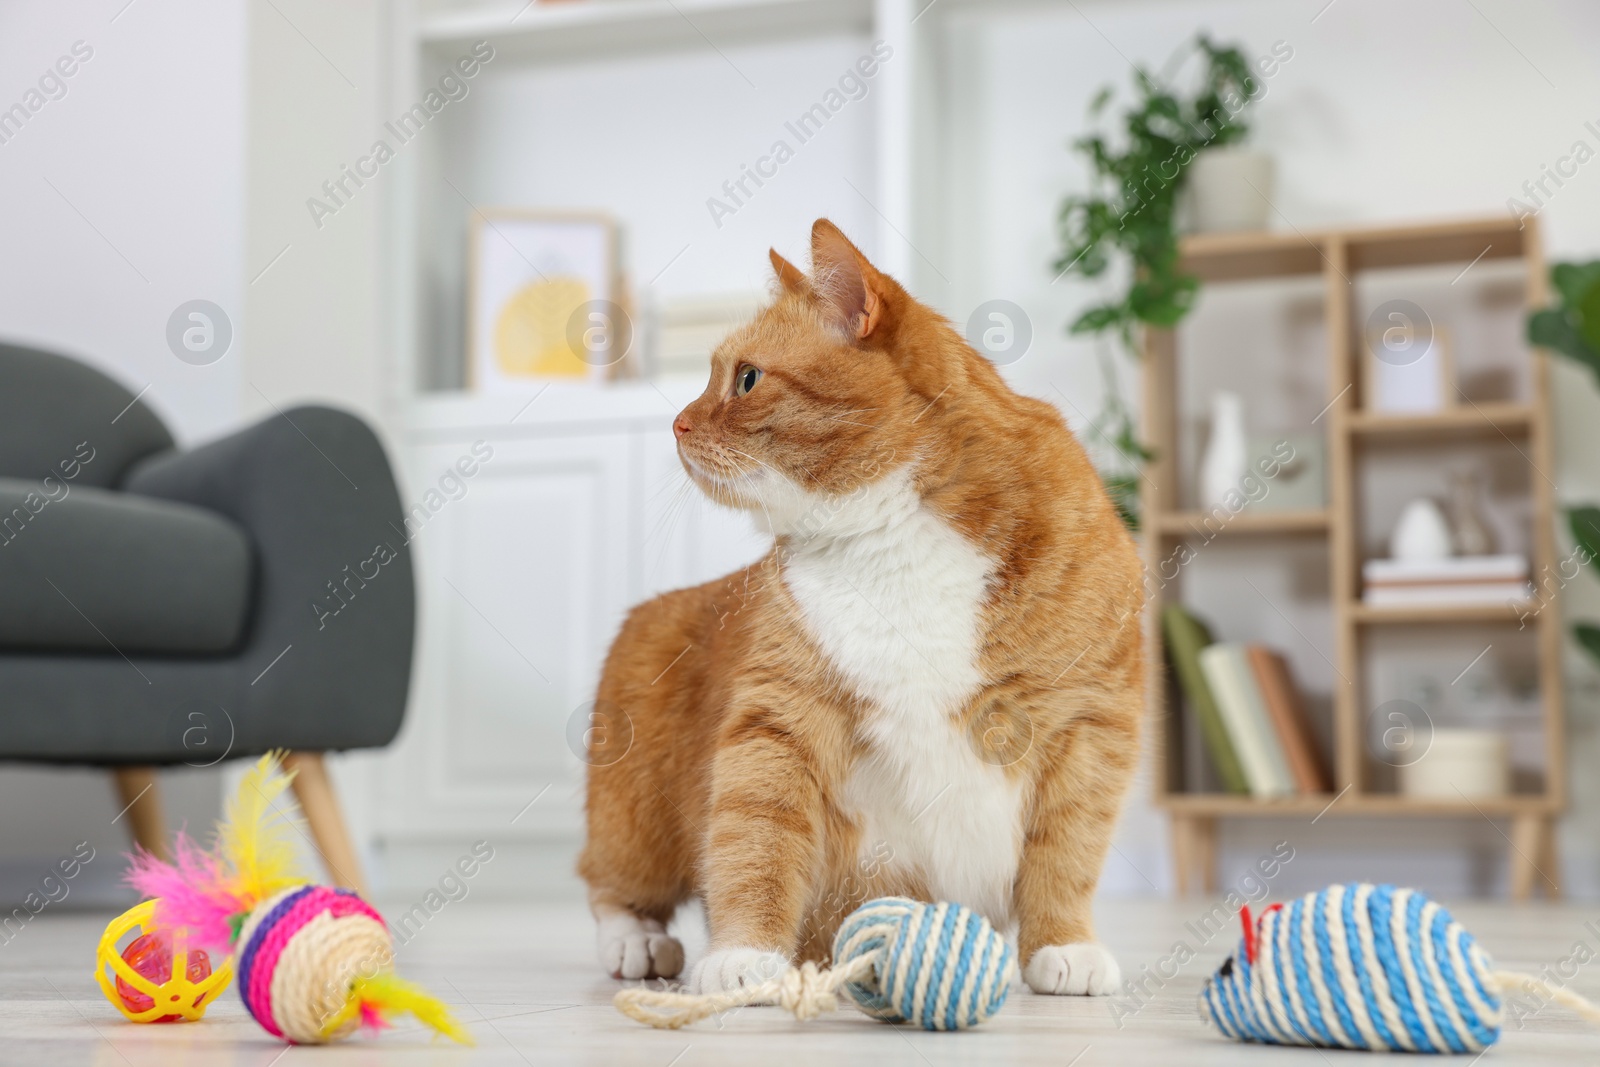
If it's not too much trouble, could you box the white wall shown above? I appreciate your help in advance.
[244,0,389,428]
[0,0,247,904]
[931,0,1600,898]
[0,0,247,440]
[0,0,391,905]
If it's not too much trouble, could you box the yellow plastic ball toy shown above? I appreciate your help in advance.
[95,899,233,1023]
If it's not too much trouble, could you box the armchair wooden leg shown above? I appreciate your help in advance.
[111,767,169,862]
[283,752,369,897]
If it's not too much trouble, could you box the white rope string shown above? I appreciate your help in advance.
[614,954,878,1030]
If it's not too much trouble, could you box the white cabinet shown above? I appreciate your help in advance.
[377,385,767,882]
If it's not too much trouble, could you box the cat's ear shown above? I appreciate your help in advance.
[809,218,893,342]
[769,248,809,294]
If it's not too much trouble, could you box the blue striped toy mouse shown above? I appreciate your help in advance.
[1200,883,1600,1053]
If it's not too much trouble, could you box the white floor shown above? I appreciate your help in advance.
[4,896,1599,1065]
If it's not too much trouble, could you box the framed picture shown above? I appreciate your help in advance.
[1363,321,1455,414]
[466,210,631,389]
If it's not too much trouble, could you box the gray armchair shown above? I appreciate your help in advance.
[0,342,416,893]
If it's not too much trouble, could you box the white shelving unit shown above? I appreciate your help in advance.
[385,0,936,398]
[417,0,876,54]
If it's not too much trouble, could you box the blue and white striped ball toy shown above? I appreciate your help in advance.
[1200,883,1508,1053]
[832,897,1015,1030]
[613,897,1015,1032]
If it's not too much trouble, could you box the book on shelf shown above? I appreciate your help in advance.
[1198,644,1296,798]
[1160,605,1248,795]
[1245,646,1332,794]
[1361,554,1531,606]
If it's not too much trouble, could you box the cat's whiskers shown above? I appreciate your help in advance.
[721,446,783,533]
[682,442,776,531]
[720,447,791,499]
[681,448,741,486]
[646,470,701,574]
[649,469,697,533]
[722,445,774,476]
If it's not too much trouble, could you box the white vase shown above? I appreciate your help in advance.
[1391,498,1455,561]
[1188,148,1275,233]
[1199,391,1247,508]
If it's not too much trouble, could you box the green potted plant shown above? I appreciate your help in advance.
[1054,35,1263,528]
[1526,263,1600,665]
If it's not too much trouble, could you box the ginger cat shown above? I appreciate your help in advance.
[578,220,1143,997]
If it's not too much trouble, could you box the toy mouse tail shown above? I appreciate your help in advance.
[1492,971,1600,1025]
[322,972,475,1045]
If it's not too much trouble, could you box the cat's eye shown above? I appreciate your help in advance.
[734,364,763,397]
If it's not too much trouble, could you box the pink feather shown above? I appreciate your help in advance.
[124,831,250,953]
[359,1002,391,1033]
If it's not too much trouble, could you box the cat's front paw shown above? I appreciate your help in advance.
[598,913,684,980]
[689,947,790,995]
[1023,942,1120,995]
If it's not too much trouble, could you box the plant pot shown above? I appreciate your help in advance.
[1399,728,1509,799]
[1187,148,1274,233]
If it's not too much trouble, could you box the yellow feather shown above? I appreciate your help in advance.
[220,751,306,906]
[322,972,475,1045]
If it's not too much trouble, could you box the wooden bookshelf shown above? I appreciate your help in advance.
[1161,793,1558,818]
[1349,602,1533,626]
[1142,216,1564,900]
[1154,510,1332,537]
[1346,402,1535,442]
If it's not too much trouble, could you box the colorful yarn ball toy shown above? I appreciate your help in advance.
[123,753,472,1046]
[616,896,1015,1031]
[95,898,232,1023]
[1200,882,1600,1053]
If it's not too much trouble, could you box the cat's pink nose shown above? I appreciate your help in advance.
[673,415,692,439]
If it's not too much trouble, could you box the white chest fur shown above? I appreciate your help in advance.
[778,469,1026,926]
